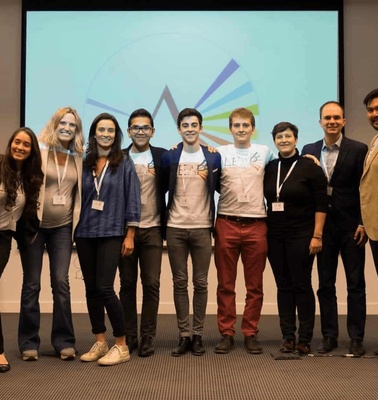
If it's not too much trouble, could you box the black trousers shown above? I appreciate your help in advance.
[76,236,126,338]
[119,227,163,339]
[268,235,315,343]
[317,222,366,340]
[369,239,378,276]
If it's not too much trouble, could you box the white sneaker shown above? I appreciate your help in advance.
[80,342,109,362]
[98,344,130,366]
[60,347,76,360]
[22,350,38,361]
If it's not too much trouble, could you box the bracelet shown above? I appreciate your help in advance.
[312,236,322,240]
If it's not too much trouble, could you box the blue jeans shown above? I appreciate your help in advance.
[166,227,212,337]
[119,227,162,339]
[76,236,126,338]
[0,230,13,354]
[18,223,75,353]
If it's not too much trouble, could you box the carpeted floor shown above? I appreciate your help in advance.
[1,313,378,400]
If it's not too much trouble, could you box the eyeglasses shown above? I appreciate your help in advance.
[129,125,153,134]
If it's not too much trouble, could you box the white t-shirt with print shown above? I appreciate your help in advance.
[217,144,275,218]
[168,148,211,229]
[130,149,160,228]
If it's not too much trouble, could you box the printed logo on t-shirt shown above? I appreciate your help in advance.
[147,160,155,176]
[178,159,208,181]
[223,151,263,169]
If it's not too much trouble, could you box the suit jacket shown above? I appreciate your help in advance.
[123,144,167,235]
[302,136,367,231]
[360,133,378,240]
[161,142,221,239]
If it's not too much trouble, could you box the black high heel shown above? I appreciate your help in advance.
[0,363,10,373]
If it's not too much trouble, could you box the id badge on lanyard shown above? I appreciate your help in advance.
[92,161,109,212]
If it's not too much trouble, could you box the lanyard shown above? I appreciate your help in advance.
[53,148,70,194]
[93,160,109,199]
[276,160,297,201]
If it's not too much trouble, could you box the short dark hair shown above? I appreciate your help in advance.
[128,108,154,128]
[177,108,202,127]
[271,122,298,139]
[319,101,344,119]
[363,89,378,108]
[229,108,255,129]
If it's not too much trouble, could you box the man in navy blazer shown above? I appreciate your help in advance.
[119,108,167,358]
[161,108,221,357]
[302,101,368,356]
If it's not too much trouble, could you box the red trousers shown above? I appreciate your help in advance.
[214,217,267,337]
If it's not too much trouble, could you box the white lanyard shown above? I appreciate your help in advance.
[93,160,109,199]
[276,160,297,201]
[53,148,70,194]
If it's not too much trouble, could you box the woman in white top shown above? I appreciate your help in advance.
[18,107,84,361]
[0,127,43,373]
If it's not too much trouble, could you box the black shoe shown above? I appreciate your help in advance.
[374,349,378,356]
[138,336,154,357]
[350,339,365,356]
[280,339,295,353]
[126,336,138,354]
[295,341,311,355]
[172,337,191,357]
[0,363,10,373]
[317,337,338,354]
[244,335,262,354]
[214,335,234,354]
[191,335,205,356]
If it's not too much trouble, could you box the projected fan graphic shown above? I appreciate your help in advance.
[84,34,259,149]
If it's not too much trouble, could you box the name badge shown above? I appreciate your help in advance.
[272,202,284,212]
[53,195,66,205]
[327,186,333,196]
[179,197,189,207]
[92,200,105,211]
[238,193,251,203]
[141,193,148,205]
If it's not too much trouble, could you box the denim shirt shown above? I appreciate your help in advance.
[75,155,140,238]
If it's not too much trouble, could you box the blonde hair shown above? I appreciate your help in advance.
[39,107,85,155]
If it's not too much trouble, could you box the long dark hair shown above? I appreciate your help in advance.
[84,113,124,172]
[0,127,44,218]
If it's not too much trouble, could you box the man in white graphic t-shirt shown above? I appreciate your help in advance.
[161,108,221,357]
[214,107,275,354]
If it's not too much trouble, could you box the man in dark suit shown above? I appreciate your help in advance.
[119,108,167,358]
[302,101,368,356]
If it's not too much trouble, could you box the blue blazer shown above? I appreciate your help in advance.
[161,142,221,238]
[302,136,367,231]
[123,144,167,235]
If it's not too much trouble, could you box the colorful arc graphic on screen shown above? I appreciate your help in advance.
[86,58,259,147]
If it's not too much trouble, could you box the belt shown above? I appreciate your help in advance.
[217,214,265,224]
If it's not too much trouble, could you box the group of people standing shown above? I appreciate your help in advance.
[1,88,378,372]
